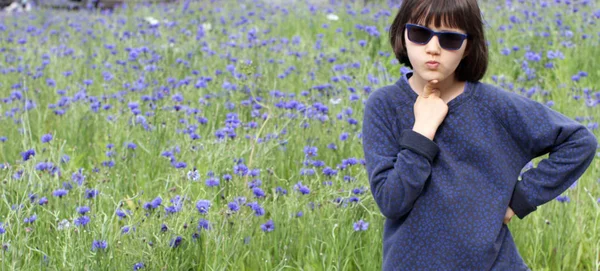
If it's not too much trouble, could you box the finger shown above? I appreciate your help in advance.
[430,89,441,98]
[422,80,439,98]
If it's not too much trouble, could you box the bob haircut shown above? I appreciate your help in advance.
[389,0,488,82]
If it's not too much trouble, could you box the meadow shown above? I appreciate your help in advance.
[0,0,599,270]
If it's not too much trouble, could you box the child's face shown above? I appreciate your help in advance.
[404,22,468,83]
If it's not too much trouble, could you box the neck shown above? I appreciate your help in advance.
[407,73,464,103]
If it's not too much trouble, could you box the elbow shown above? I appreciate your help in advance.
[371,186,409,221]
[581,128,598,161]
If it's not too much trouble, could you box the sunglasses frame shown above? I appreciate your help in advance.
[405,23,468,51]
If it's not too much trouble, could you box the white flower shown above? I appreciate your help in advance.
[57,219,71,230]
[329,98,342,105]
[202,23,212,32]
[326,13,339,21]
[144,17,159,26]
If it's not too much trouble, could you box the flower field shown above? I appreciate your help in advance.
[0,0,599,269]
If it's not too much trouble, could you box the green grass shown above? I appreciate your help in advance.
[0,0,598,270]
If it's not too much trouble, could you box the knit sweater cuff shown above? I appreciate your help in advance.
[399,129,440,163]
[509,182,537,219]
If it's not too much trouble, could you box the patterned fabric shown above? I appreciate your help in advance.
[362,72,597,270]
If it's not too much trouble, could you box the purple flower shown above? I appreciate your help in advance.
[77,206,90,215]
[276,186,288,195]
[303,146,318,157]
[293,182,310,195]
[133,262,145,270]
[91,240,107,251]
[161,224,168,232]
[169,236,182,248]
[72,169,86,186]
[85,189,98,199]
[41,134,53,143]
[75,216,90,227]
[21,149,35,161]
[556,195,570,203]
[253,187,266,198]
[228,201,239,212]
[260,219,275,232]
[24,214,37,224]
[198,219,211,230]
[116,209,128,219]
[353,220,369,231]
[53,189,68,198]
[246,202,265,216]
[38,197,48,205]
[0,223,5,234]
[205,177,220,187]
[196,200,211,214]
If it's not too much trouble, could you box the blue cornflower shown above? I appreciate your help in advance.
[75,216,90,227]
[21,149,35,161]
[24,214,37,224]
[248,179,262,189]
[303,146,318,157]
[205,177,220,187]
[556,195,570,203]
[276,186,287,195]
[77,206,90,215]
[41,134,53,143]
[196,200,211,214]
[121,226,132,234]
[116,209,128,219]
[38,197,48,205]
[169,236,182,248]
[53,189,68,198]
[293,182,310,195]
[72,169,85,186]
[247,202,264,216]
[85,189,98,199]
[0,223,5,234]
[161,224,168,232]
[126,143,137,150]
[198,219,211,230]
[253,187,266,198]
[133,262,145,270]
[91,240,107,251]
[260,219,275,232]
[234,163,249,176]
[228,201,239,212]
[353,220,369,231]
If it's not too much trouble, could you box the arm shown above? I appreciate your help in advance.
[503,92,598,219]
[362,93,440,220]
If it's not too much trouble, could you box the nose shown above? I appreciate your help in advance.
[425,35,441,55]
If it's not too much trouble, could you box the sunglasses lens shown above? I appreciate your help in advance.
[407,26,432,44]
[439,33,465,50]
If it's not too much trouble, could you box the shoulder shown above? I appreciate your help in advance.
[471,81,537,110]
[365,83,411,111]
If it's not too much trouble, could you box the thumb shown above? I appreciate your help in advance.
[423,80,439,98]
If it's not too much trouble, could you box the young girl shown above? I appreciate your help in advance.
[361,0,598,270]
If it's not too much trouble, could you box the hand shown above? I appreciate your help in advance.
[503,207,515,225]
[412,80,449,140]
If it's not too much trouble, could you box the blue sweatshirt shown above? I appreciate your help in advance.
[362,72,597,271]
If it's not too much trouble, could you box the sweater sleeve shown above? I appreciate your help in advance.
[501,92,598,219]
[362,92,440,220]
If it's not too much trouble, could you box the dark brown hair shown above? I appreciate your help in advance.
[389,0,488,82]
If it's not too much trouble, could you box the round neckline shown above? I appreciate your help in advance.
[397,72,475,110]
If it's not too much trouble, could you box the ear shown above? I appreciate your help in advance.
[461,42,470,59]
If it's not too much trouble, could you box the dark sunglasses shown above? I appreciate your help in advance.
[405,23,468,51]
